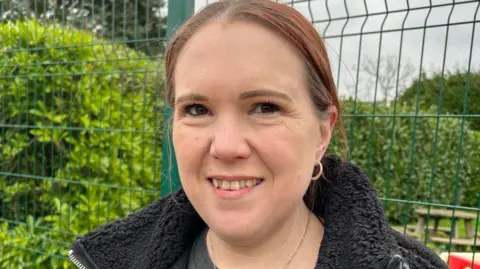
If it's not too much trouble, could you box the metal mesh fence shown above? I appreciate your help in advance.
[0,1,167,268]
[1,0,479,268]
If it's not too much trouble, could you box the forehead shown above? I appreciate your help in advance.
[174,20,307,96]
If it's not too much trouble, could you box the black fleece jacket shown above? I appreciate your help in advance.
[68,156,448,269]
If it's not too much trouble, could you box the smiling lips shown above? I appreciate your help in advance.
[207,176,264,199]
[209,178,263,190]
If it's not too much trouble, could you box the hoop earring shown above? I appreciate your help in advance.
[311,160,323,180]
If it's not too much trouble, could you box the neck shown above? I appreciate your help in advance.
[207,202,322,269]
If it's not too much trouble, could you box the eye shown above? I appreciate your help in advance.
[251,102,281,115]
[182,103,210,117]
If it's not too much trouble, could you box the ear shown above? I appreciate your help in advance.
[315,105,338,160]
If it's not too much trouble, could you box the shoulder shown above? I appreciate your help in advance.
[387,227,448,269]
[70,190,203,269]
[72,194,170,267]
[80,191,171,245]
[318,156,448,269]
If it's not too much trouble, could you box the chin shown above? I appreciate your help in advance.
[212,223,260,242]
[207,210,264,240]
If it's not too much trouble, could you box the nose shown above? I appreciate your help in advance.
[209,118,251,161]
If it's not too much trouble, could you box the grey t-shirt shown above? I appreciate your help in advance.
[187,228,216,269]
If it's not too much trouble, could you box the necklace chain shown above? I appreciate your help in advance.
[208,212,311,269]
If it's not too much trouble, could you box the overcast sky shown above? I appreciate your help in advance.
[193,0,480,102]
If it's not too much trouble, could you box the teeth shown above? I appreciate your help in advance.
[221,180,230,189]
[211,178,262,190]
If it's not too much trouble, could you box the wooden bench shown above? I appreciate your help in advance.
[415,208,478,239]
[407,225,451,235]
[429,236,479,249]
[392,226,421,239]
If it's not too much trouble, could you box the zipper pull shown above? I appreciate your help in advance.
[68,249,90,269]
[68,240,100,269]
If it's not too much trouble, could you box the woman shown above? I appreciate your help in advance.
[68,1,448,268]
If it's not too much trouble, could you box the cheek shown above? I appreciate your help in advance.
[172,125,209,179]
[254,121,318,180]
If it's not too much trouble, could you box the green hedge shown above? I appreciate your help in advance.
[0,20,163,268]
[399,71,480,130]
[332,99,480,224]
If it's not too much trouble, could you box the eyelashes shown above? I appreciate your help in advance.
[180,101,283,117]
[250,101,282,115]
[182,103,210,117]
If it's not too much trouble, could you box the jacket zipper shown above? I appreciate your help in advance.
[68,249,91,269]
[68,241,99,269]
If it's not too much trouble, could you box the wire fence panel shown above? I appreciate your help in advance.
[0,0,479,268]
[0,0,168,268]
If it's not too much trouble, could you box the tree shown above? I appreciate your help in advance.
[399,71,480,130]
[348,54,415,103]
[0,0,167,56]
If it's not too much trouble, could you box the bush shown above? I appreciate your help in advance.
[0,20,163,268]
[329,99,480,224]
[399,71,480,130]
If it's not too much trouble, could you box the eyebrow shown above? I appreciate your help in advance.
[175,89,292,104]
[175,93,209,104]
[239,89,292,102]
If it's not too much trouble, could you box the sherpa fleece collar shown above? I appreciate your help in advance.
[70,156,448,269]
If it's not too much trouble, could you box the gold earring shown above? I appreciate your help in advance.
[311,160,323,180]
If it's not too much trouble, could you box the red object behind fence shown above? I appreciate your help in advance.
[447,253,480,269]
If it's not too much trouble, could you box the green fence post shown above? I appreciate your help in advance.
[161,0,195,196]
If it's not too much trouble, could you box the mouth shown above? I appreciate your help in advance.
[207,178,264,191]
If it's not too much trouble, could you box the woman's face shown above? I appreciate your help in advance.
[172,21,335,239]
